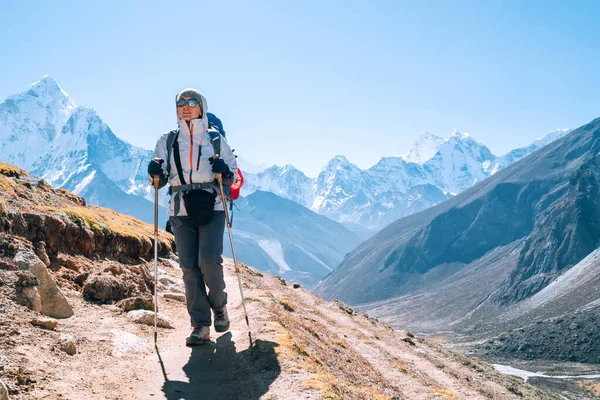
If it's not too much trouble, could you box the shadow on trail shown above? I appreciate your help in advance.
[161,333,281,400]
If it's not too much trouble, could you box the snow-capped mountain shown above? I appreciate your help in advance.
[400,131,446,164]
[0,76,162,225]
[241,127,568,231]
[484,129,572,175]
[310,129,570,230]
[236,156,270,174]
[1,76,570,236]
[243,165,315,208]
[0,76,76,172]
[422,130,496,194]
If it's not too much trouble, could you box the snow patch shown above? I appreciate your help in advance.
[72,170,96,194]
[257,239,292,272]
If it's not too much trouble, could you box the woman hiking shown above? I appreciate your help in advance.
[148,88,238,346]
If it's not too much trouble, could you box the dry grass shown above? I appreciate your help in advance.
[356,387,390,400]
[396,364,408,373]
[44,205,172,251]
[265,293,395,400]
[279,299,295,312]
[303,373,344,399]
[0,174,17,194]
[0,162,27,178]
[432,388,459,399]
[577,381,600,397]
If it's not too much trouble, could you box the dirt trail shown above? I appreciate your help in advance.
[4,256,559,400]
[133,268,280,400]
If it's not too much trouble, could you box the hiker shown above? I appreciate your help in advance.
[147,88,238,346]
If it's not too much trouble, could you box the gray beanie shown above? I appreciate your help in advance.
[176,88,208,116]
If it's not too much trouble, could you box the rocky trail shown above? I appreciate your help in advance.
[2,255,561,400]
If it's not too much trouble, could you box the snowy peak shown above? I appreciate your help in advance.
[532,128,571,148]
[0,77,78,171]
[450,129,469,139]
[243,164,315,208]
[8,75,76,112]
[320,155,361,175]
[401,131,446,164]
[236,156,270,174]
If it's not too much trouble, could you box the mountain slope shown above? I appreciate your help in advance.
[315,117,600,332]
[226,190,363,287]
[0,163,558,399]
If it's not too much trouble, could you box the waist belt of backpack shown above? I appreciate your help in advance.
[172,133,219,215]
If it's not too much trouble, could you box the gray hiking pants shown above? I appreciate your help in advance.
[170,212,227,328]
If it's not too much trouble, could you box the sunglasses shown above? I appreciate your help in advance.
[176,99,201,108]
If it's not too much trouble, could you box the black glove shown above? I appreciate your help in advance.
[209,157,231,176]
[147,159,164,176]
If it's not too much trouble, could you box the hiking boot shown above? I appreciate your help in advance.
[213,306,230,333]
[186,326,210,347]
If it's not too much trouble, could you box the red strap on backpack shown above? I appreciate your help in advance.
[228,168,244,200]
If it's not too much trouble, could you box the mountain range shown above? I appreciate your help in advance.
[245,129,571,230]
[314,116,600,365]
[0,76,571,287]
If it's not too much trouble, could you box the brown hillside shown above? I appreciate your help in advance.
[0,163,559,399]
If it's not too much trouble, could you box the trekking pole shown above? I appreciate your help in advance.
[216,170,253,346]
[152,158,164,346]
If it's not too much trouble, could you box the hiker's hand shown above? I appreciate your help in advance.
[147,159,164,177]
[209,157,231,175]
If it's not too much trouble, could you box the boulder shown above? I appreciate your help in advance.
[15,251,73,318]
[83,274,130,303]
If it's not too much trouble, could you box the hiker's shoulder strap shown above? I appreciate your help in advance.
[170,130,187,186]
[165,129,178,175]
[207,128,222,157]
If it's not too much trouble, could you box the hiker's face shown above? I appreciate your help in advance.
[177,96,202,122]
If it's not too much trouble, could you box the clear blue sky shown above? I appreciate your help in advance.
[1,0,599,177]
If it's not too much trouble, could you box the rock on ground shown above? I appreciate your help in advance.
[0,379,8,400]
[163,292,186,302]
[58,334,76,355]
[127,310,174,329]
[82,274,131,303]
[14,249,73,318]
[31,317,59,330]
[116,295,154,312]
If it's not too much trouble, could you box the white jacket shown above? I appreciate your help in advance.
[152,117,238,215]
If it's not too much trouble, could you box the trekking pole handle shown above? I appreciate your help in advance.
[152,158,164,189]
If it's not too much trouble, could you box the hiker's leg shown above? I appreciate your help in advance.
[170,216,212,327]
[197,211,227,309]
